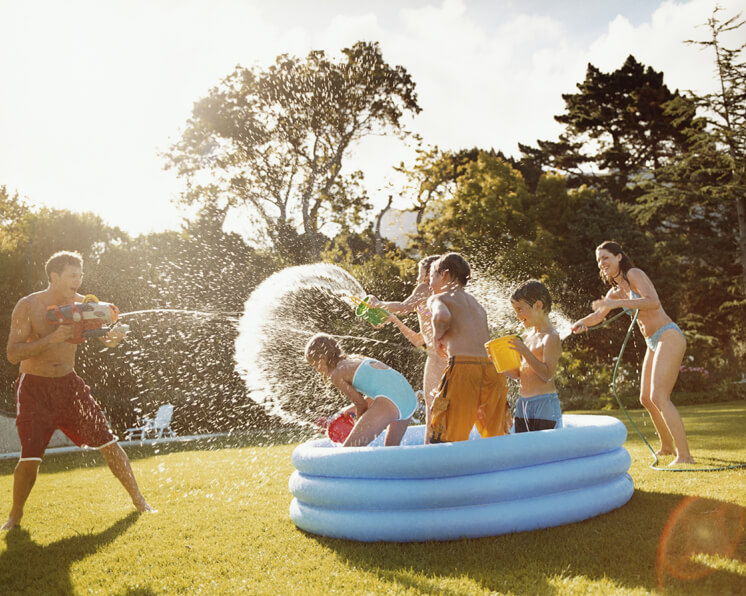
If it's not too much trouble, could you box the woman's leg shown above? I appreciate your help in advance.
[650,330,693,464]
[343,397,399,447]
[639,347,675,455]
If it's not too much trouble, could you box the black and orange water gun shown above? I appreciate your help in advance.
[45,295,122,344]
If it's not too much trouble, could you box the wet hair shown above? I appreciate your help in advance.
[304,333,345,370]
[45,251,83,280]
[596,241,635,287]
[433,253,470,286]
[511,280,552,313]
[418,255,440,279]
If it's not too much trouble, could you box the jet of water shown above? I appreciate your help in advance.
[234,263,370,424]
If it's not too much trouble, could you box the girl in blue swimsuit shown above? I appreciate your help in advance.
[305,333,416,447]
[571,241,694,465]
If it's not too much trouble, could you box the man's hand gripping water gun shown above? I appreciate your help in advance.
[45,294,130,346]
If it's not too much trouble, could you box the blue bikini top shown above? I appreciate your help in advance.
[623,289,641,317]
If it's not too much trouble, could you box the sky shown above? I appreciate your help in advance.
[0,0,742,239]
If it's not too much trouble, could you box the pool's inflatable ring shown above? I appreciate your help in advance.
[289,414,633,542]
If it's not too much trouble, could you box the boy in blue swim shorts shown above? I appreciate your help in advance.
[305,333,415,447]
[505,280,563,432]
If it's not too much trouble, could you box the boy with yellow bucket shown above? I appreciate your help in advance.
[496,280,563,432]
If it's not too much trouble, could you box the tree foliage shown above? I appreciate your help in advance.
[685,7,746,294]
[520,55,696,203]
[165,41,420,259]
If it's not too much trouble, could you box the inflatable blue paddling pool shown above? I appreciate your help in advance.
[289,414,633,542]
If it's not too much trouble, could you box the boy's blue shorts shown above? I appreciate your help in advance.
[512,393,562,433]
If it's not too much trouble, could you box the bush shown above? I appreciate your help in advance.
[676,365,710,393]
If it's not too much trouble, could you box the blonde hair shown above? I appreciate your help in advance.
[304,333,345,370]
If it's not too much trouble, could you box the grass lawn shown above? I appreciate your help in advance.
[1,402,744,595]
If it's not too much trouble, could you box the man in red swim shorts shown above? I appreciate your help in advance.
[2,251,153,531]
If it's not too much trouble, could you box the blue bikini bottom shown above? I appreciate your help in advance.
[645,322,685,352]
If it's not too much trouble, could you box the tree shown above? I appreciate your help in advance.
[685,7,746,294]
[520,55,696,203]
[165,41,420,258]
[393,145,459,234]
[412,152,534,266]
[629,8,746,372]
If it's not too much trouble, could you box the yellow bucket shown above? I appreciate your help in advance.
[485,335,521,373]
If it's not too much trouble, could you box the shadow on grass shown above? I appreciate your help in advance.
[1,512,150,595]
[307,491,745,595]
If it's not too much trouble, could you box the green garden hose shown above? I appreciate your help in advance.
[588,310,746,472]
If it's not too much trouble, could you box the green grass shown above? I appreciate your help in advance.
[1,403,744,595]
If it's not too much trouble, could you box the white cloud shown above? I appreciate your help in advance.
[1,0,743,237]
[587,0,743,95]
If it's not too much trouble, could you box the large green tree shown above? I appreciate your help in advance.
[520,55,696,203]
[165,41,420,259]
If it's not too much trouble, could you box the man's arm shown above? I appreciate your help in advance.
[6,299,71,364]
[98,323,128,348]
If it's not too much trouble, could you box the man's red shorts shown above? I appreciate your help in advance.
[15,372,117,460]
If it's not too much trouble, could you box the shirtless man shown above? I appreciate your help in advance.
[368,255,445,442]
[426,253,510,443]
[2,251,153,531]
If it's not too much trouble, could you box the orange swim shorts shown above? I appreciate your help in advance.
[429,356,510,443]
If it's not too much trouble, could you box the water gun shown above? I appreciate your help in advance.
[45,294,124,344]
[349,295,389,327]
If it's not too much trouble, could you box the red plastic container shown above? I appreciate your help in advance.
[327,413,355,443]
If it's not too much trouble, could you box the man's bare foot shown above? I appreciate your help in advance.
[656,448,675,456]
[1,515,22,531]
[669,456,695,466]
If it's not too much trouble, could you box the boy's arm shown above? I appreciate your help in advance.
[503,368,521,380]
[430,296,451,357]
[7,299,72,364]
[369,283,429,315]
[509,334,561,383]
[386,313,425,348]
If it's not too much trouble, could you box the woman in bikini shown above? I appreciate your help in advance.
[571,241,694,465]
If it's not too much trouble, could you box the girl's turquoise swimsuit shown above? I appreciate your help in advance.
[352,359,417,420]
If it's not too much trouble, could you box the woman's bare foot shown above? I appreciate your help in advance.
[655,447,675,456]
[669,456,695,466]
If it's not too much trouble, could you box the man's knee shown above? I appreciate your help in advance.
[640,393,653,409]
[15,460,40,481]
